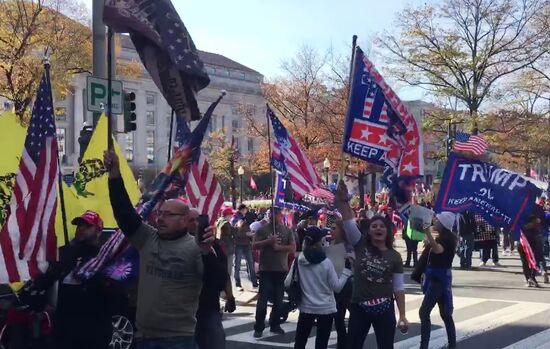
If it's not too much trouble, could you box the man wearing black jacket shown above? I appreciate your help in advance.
[20,210,115,349]
[104,150,220,349]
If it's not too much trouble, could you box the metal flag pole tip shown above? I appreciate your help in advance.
[220,90,227,96]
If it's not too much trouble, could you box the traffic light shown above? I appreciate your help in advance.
[446,136,454,157]
[78,125,94,162]
[123,91,136,132]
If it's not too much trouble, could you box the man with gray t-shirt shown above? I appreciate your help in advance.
[104,150,220,349]
[252,207,295,338]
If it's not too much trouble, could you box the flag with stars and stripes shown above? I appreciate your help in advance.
[75,95,225,281]
[268,106,323,200]
[104,0,210,121]
[343,46,424,180]
[0,71,59,282]
[453,131,489,156]
[173,108,225,226]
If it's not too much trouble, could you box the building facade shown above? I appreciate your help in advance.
[53,35,265,175]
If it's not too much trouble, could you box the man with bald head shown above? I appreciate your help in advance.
[104,151,217,349]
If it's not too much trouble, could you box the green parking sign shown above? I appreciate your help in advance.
[86,76,123,114]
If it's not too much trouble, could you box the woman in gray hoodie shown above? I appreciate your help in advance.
[285,226,352,349]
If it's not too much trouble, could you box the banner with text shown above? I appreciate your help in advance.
[435,153,542,234]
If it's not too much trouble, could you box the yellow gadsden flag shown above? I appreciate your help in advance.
[0,111,28,230]
[72,114,141,228]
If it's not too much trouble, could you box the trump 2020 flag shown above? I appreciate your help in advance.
[343,47,423,178]
[343,46,424,216]
[434,153,542,236]
[104,0,209,121]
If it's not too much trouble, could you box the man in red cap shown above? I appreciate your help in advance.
[20,210,116,349]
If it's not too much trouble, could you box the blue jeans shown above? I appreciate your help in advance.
[195,312,225,349]
[136,336,196,349]
[234,245,257,285]
[419,278,456,349]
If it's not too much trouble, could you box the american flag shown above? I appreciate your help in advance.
[0,71,58,282]
[174,113,224,225]
[104,0,209,121]
[453,132,488,156]
[268,106,322,199]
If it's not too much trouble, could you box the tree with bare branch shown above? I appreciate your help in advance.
[0,0,91,121]
[378,0,549,126]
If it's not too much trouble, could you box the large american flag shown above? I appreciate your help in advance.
[453,131,489,156]
[0,72,58,282]
[268,106,322,199]
[174,114,224,225]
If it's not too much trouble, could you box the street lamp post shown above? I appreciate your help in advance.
[238,166,244,205]
[323,158,331,185]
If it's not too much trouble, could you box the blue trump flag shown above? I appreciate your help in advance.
[434,153,542,237]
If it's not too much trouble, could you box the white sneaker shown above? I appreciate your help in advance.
[479,262,487,267]
[493,261,501,266]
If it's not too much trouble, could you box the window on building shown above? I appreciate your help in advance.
[146,111,155,125]
[146,130,155,163]
[55,107,66,122]
[125,133,134,162]
[222,69,230,77]
[56,128,66,163]
[247,137,254,152]
[146,93,155,105]
[208,114,216,132]
[232,119,239,132]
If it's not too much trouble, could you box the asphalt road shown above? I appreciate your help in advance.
[224,239,550,349]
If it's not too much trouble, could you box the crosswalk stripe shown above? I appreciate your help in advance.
[501,329,550,349]
[395,302,550,349]
[223,296,550,349]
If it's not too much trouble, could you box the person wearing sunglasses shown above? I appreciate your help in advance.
[104,150,218,349]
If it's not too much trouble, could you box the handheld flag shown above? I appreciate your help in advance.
[176,95,225,225]
[0,71,59,282]
[250,176,258,190]
[0,112,27,229]
[343,46,423,178]
[104,0,209,121]
[75,94,225,281]
[342,46,424,216]
[434,153,542,236]
[453,132,488,156]
[72,115,141,228]
[268,105,322,199]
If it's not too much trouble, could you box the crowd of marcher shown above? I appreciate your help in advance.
[5,150,549,349]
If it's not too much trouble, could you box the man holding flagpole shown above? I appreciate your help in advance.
[104,150,223,349]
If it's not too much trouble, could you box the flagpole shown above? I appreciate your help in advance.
[44,56,69,245]
[167,109,175,162]
[265,104,276,235]
[106,27,114,150]
[340,35,358,178]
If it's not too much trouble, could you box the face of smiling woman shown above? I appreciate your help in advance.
[368,218,388,244]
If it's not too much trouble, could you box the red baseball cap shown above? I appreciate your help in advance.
[221,207,234,217]
[71,210,104,230]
